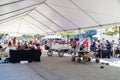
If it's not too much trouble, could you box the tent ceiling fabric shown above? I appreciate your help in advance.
[0,0,120,34]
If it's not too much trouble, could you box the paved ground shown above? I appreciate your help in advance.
[0,54,120,80]
[100,58,120,67]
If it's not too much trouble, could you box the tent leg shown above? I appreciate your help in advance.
[79,29,81,42]
[100,26,102,59]
[119,26,120,40]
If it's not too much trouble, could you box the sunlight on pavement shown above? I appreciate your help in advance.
[100,58,120,67]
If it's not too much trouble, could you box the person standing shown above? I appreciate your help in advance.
[72,39,77,50]
[90,39,96,52]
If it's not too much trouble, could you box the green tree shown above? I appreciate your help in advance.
[103,26,119,36]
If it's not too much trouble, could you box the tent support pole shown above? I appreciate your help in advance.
[17,17,24,33]
[78,29,81,42]
[100,26,103,59]
[119,26,120,40]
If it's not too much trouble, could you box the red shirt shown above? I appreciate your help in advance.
[8,41,12,47]
[37,46,41,51]
[72,40,77,47]
[83,40,88,47]
[13,39,16,45]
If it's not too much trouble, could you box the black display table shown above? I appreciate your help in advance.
[9,49,42,63]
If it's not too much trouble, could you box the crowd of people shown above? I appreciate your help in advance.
[0,37,41,52]
[71,38,120,58]
[90,38,120,58]
[0,36,120,58]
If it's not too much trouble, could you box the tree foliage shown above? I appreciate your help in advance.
[86,29,97,38]
[103,26,119,36]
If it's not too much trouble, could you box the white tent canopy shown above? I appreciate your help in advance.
[0,0,120,34]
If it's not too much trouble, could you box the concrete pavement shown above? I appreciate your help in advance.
[0,54,120,80]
